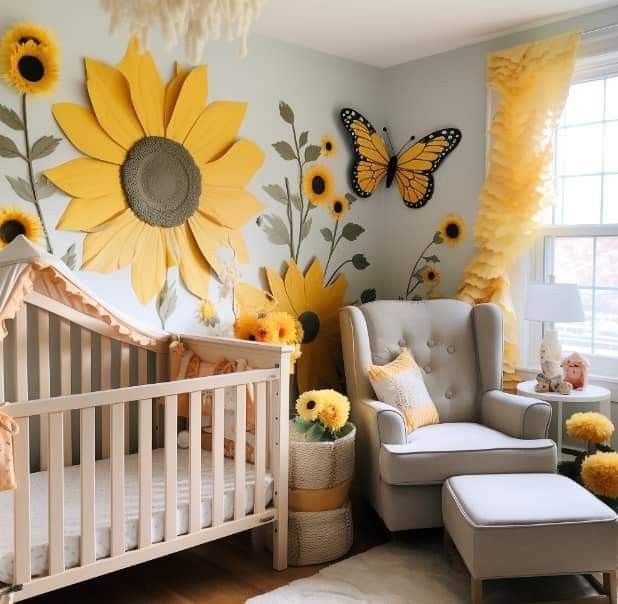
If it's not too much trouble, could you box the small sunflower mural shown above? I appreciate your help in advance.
[320,135,336,158]
[44,38,264,305]
[403,213,466,300]
[328,195,349,221]
[0,206,41,248]
[197,297,220,328]
[0,22,62,255]
[304,164,334,206]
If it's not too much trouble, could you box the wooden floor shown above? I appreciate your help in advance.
[29,497,389,604]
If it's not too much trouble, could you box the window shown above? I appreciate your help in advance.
[540,72,618,374]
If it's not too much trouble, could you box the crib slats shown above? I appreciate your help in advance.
[120,344,130,452]
[138,348,148,385]
[110,403,125,556]
[100,337,112,458]
[48,411,65,575]
[80,407,96,565]
[13,416,31,584]
[189,391,201,533]
[14,305,28,401]
[60,319,72,466]
[164,394,177,541]
[254,382,267,514]
[212,388,224,527]
[234,385,247,521]
[81,329,92,393]
[38,309,50,471]
[138,398,152,549]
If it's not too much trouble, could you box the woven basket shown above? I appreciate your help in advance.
[288,501,353,566]
[289,422,356,490]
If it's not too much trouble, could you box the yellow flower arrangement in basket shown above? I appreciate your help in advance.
[293,389,352,441]
[566,412,614,447]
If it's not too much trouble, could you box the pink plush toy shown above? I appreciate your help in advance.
[560,352,590,390]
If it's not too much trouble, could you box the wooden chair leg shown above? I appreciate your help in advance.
[471,577,483,604]
[603,571,616,603]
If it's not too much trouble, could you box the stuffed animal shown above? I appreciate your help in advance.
[561,352,590,390]
[535,359,573,395]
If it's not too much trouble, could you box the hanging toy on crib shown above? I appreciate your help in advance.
[177,430,190,449]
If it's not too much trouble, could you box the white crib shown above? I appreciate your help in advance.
[0,237,290,601]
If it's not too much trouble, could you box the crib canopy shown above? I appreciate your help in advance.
[0,236,167,347]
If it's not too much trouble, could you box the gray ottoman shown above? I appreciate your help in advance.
[443,474,617,604]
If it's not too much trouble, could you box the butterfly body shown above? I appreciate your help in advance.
[340,107,461,209]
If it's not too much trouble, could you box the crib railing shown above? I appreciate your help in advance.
[3,367,289,600]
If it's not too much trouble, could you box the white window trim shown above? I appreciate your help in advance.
[492,26,618,385]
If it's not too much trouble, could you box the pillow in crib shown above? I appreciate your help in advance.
[367,348,439,433]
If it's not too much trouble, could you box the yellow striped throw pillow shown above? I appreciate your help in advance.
[367,348,439,433]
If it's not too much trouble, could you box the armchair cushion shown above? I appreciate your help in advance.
[379,422,556,486]
[481,389,551,439]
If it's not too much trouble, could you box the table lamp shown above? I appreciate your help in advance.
[524,282,585,366]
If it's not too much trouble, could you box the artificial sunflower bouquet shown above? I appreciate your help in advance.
[559,411,618,510]
[293,389,353,441]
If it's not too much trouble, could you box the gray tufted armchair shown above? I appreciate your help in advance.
[340,299,556,531]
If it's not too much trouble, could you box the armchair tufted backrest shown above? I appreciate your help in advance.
[340,300,504,423]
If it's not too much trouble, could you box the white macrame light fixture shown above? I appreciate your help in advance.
[100,0,265,62]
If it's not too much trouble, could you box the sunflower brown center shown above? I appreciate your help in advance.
[428,271,436,280]
[311,175,326,195]
[299,310,320,344]
[445,223,459,239]
[18,36,41,45]
[0,219,26,244]
[306,400,316,410]
[333,201,343,213]
[122,136,201,228]
[325,142,332,151]
[18,56,44,82]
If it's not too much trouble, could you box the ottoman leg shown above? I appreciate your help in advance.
[603,571,617,602]
[471,577,483,604]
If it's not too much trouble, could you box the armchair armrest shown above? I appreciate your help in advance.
[481,389,551,439]
[359,398,407,445]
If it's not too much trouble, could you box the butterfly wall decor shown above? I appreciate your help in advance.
[340,108,461,209]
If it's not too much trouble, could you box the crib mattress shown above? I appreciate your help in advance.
[0,448,273,583]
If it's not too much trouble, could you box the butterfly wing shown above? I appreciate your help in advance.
[395,128,461,208]
[340,108,389,198]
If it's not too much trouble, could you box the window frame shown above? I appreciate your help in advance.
[529,56,618,378]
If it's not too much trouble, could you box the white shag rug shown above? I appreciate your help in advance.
[248,537,601,603]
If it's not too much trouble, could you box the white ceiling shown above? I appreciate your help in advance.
[253,0,618,67]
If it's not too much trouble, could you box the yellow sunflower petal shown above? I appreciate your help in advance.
[131,227,167,304]
[187,213,227,277]
[184,101,247,164]
[164,63,189,128]
[284,261,307,316]
[85,57,144,149]
[228,230,249,264]
[81,209,138,272]
[56,191,127,232]
[304,258,327,313]
[45,158,121,199]
[235,282,277,315]
[118,38,165,136]
[201,139,264,189]
[172,225,211,299]
[199,186,263,230]
[167,65,208,143]
[323,272,348,313]
[52,103,126,164]
[265,267,294,315]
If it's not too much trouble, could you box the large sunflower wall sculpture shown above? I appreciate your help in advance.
[45,38,264,304]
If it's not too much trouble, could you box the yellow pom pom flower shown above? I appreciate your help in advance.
[303,164,334,205]
[233,314,260,341]
[316,389,350,432]
[438,214,466,247]
[419,265,441,286]
[267,311,298,344]
[0,207,42,249]
[254,316,278,343]
[197,298,219,327]
[296,390,322,422]
[566,412,614,445]
[581,451,618,499]
[2,37,59,95]
[320,135,336,158]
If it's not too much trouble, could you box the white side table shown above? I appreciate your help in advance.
[517,380,611,457]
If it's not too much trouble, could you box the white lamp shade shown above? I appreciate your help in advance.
[524,282,585,323]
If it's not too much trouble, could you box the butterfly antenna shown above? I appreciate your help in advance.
[396,135,416,156]
[382,127,395,155]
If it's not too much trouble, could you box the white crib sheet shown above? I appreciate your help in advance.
[0,448,273,583]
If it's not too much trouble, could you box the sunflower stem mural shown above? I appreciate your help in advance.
[0,23,62,254]
[44,37,265,308]
[401,214,466,301]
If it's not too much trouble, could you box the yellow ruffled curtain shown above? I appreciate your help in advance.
[457,32,580,383]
